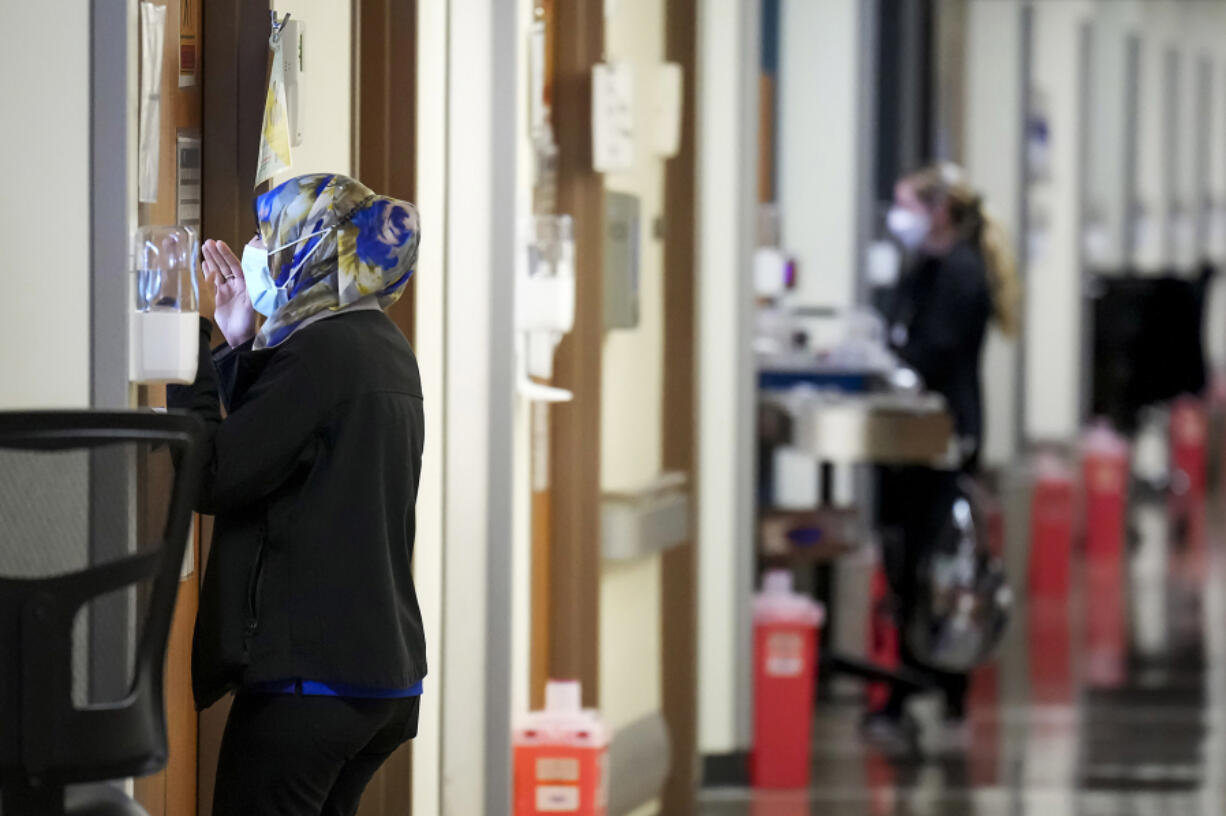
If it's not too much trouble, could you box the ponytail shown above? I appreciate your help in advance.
[904,162,1022,337]
[978,212,1021,337]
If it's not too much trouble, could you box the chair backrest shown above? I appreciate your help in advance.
[0,411,202,793]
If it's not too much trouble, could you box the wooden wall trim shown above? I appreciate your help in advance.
[201,0,267,253]
[660,0,699,812]
[549,0,604,706]
[354,0,418,342]
[529,0,557,715]
[354,0,417,200]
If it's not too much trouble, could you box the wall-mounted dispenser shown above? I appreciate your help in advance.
[131,225,199,385]
[517,215,575,402]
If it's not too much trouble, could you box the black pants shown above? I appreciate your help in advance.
[212,691,421,816]
[876,465,969,720]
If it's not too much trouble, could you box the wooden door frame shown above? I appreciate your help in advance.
[549,0,605,705]
[352,0,418,346]
[200,1,268,255]
[660,1,699,811]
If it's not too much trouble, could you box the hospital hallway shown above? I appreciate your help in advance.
[17,1,1226,814]
[699,502,1226,816]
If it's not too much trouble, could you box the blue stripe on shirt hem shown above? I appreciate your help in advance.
[247,679,424,698]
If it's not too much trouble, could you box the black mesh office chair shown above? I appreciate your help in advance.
[0,411,202,816]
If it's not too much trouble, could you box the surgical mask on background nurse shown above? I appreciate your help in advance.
[886,206,931,250]
[886,178,937,251]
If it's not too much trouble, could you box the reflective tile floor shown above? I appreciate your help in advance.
[699,500,1226,815]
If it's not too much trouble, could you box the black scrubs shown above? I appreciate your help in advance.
[168,310,427,814]
[877,240,992,720]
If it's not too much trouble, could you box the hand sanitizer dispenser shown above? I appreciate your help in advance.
[517,215,575,402]
[131,225,200,385]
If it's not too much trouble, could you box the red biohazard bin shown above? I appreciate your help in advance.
[513,680,609,816]
[751,570,825,790]
[1029,453,1076,598]
[1082,422,1129,565]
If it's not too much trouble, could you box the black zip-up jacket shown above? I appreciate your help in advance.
[887,241,992,465]
[168,311,426,710]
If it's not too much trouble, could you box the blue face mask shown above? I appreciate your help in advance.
[241,227,333,317]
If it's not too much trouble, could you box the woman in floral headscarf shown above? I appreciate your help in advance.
[169,174,426,815]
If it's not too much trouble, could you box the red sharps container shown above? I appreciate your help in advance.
[751,570,825,789]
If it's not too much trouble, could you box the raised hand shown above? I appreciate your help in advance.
[202,238,258,348]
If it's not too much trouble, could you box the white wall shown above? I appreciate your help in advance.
[1024,1,1093,442]
[1084,6,1133,272]
[599,0,667,749]
[441,0,492,804]
[777,0,863,312]
[269,0,353,184]
[1210,22,1226,267]
[1017,0,1226,437]
[510,0,536,731]
[1170,4,1201,274]
[964,0,1024,465]
[1178,3,1226,373]
[1132,4,1175,272]
[1203,11,1226,370]
[1084,2,1226,370]
[601,12,665,498]
[697,0,759,755]
[0,1,92,409]
[411,1,448,813]
[598,6,670,811]
[434,0,519,812]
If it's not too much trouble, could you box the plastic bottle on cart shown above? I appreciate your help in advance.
[513,680,609,816]
[751,570,825,790]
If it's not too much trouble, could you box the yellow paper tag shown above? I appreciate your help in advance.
[255,40,293,187]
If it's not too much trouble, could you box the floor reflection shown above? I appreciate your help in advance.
[698,497,1225,815]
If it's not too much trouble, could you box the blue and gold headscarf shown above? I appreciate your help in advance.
[253,173,419,348]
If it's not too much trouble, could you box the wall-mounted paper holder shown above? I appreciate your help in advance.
[602,472,689,561]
